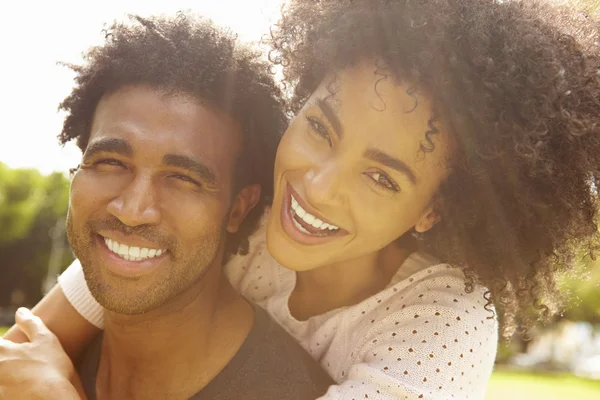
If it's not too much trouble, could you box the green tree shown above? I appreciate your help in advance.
[0,163,47,244]
[0,163,73,307]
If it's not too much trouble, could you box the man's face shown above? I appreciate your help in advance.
[66,85,243,314]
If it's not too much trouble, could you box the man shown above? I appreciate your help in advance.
[0,14,331,400]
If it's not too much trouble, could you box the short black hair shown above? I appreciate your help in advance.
[59,13,286,256]
[269,0,600,337]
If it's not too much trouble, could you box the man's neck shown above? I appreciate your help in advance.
[96,263,254,400]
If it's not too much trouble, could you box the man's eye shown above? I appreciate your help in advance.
[170,174,202,187]
[365,171,400,192]
[94,159,126,168]
[305,116,332,146]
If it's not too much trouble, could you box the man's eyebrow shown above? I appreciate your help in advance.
[363,148,417,185]
[84,137,133,159]
[163,154,217,185]
[317,99,343,137]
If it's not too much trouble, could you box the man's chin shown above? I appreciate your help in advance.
[92,288,163,315]
[83,269,164,315]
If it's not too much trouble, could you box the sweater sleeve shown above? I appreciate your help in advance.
[317,270,498,400]
[57,259,105,329]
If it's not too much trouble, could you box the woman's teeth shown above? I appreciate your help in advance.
[290,194,340,235]
[103,237,166,261]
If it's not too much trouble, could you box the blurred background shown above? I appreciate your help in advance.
[0,0,598,398]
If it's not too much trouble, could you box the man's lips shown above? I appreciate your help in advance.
[97,229,166,250]
[101,234,167,261]
[95,234,167,278]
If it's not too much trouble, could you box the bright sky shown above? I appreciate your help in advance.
[0,0,283,175]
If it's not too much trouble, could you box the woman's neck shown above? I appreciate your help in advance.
[289,244,412,320]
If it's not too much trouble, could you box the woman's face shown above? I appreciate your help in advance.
[267,61,453,271]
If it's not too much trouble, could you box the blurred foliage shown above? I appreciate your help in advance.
[0,163,69,244]
[572,0,600,15]
[554,0,600,15]
[560,259,600,323]
[0,162,73,307]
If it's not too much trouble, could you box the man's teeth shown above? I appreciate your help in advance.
[290,195,340,232]
[103,237,165,261]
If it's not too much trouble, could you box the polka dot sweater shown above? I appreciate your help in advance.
[59,212,498,400]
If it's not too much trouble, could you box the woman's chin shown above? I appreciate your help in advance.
[265,229,330,272]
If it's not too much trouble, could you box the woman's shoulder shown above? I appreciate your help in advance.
[341,254,497,337]
[326,257,498,399]
[390,252,488,300]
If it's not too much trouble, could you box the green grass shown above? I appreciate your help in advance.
[486,368,600,400]
[0,326,8,337]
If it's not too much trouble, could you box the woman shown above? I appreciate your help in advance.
[5,1,600,399]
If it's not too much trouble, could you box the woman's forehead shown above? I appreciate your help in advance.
[319,65,440,131]
[314,64,433,125]
[322,62,422,99]
[310,62,454,178]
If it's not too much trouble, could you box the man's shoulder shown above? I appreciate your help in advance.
[193,304,332,400]
[251,305,333,385]
[78,305,333,400]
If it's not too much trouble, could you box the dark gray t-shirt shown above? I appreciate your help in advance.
[79,305,333,400]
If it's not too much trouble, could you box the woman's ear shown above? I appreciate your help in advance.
[414,199,442,233]
[226,184,261,233]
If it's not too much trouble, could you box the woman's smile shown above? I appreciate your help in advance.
[280,183,348,246]
[267,62,450,272]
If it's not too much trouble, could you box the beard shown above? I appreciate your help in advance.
[66,209,226,315]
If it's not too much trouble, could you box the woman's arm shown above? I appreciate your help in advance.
[3,284,100,364]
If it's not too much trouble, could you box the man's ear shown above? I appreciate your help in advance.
[414,198,442,233]
[226,184,261,233]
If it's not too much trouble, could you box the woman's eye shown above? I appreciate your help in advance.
[305,116,332,146]
[366,171,400,192]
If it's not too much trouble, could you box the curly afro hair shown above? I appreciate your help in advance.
[58,13,287,257]
[268,0,600,337]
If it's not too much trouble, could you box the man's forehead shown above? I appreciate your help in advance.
[90,86,243,158]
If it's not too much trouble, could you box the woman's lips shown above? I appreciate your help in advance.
[279,184,347,246]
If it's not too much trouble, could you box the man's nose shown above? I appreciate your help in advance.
[106,174,161,227]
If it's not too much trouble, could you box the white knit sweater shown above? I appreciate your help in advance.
[59,212,498,400]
